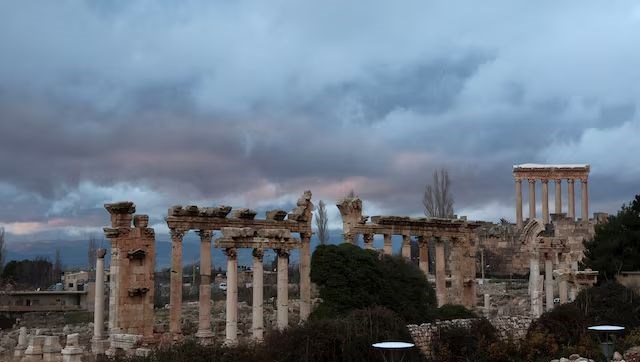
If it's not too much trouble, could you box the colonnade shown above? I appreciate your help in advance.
[515,177,589,228]
[354,233,475,308]
[168,228,311,344]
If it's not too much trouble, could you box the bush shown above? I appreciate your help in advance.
[574,281,640,329]
[436,304,477,320]
[429,318,508,362]
[310,244,437,323]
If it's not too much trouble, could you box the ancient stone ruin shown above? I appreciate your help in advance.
[337,197,480,308]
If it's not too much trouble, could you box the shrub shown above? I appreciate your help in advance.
[574,281,640,329]
[310,243,437,323]
[429,318,503,362]
[436,304,477,320]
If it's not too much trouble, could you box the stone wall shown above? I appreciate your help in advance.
[407,316,532,358]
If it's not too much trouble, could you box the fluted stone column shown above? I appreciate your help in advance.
[545,257,554,311]
[418,236,429,275]
[530,251,541,317]
[528,179,536,220]
[555,179,562,214]
[542,180,549,224]
[515,179,523,228]
[224,248,238,344]
[252,249,264,341]
[299,233,311,322]
[383,234,392,255]
[401,234,411,260]
[363,233,374,250]
[91,248,108,354]
[196,230,213,341]
[435,239,446,307]
[581,179,589,221]
[276,249,289,331]
[568,179,576,220]
[169,228,185,336]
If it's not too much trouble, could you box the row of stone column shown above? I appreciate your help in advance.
[515,178,588,228]
[15,329,83,362]
[353,233,473,308]
[169,229,311,344]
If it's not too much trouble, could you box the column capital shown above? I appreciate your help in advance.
[580,177,588,183]
[300,232,312,239]
[275,248,290,258]
[170,228,186,241]
[363,233,374,243]
[252,248,264,260]
[528,178,536,184]
[96,248,107,259]
[567,178,575,184]
[197,229,213,242]
[224,247,238,260]
[540,179,549,184]
[514,177,523,183]
[555,178,562,183]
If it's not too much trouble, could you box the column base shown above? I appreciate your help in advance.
[91,338,110,355]
[195,330,215,345]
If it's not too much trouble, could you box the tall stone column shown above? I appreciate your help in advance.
[555,179,562,214]
[515,179,523,228]
[363,233,374,250]
[418,236,429,275]
[252,249,264,341]
[169,228,185,336]
[401,234,411,260]
[545,257,554,311]
[92,248,108,354]
[541,179,549,224]
[224,248,238,345]
[529,251,541,317]
[383,234,392,255]
[558,271,569,304]
[276,248,289,331]
[581,179,589,221]
[435,239,446,307]
[196,230,213,342]
[528,179,536,220]
[299,233,311,322]
[568,179,576,220]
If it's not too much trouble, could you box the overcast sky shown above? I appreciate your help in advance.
[1,1,639,243]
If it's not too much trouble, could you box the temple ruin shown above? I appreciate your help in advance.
[100,191,313,351]
[337,197,480,308]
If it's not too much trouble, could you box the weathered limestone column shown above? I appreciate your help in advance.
[545,256,554,311]
[581,178,589,221]
[418,236,429,275]
[435,238,446,307]
[14,327,27,358]
[528,178,536,220]
[555,179,562,214]
[91,248,108,354]
[276,248,289,331]
[299,232,311,322]
[529,251,542,317]
[224,247,238,345]
[43,336,62,362]
[196,230,213,342]
[541,179,549,224]
[401,234,411,260]
[61,334,83,362]
[169,228,185,337]
[383,234,392,255]
[567,179,576,220]
[515,179,523,228]
[363,233,374,250]
[252,249,264,341]
[558,271,569,304]
[23,335,45,362]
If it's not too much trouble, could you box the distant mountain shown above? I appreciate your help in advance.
[5,229,407,271]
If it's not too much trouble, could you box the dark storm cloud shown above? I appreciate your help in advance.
[1,0,639,239]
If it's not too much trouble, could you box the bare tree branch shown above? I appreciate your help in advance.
[423,168,454,218]
[315,200,329,245]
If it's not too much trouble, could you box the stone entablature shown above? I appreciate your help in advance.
[337,197,480,308]
[512,164,590,181]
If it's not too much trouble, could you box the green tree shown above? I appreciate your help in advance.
[582,195,640,280]
[310,243,437,323]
